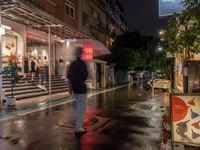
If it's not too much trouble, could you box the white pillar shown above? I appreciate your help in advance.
[0,8,3,105]
[48,27,51,95]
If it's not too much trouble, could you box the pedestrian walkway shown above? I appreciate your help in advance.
[0,84,128,122]
[0,84,169,150]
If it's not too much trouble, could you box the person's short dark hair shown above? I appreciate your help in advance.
[75,47,83,58]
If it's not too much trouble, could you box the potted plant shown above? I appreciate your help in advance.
[2,54,22,107]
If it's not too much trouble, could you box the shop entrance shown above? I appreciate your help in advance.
[25,38,56,82]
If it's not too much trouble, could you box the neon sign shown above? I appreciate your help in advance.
[82,47,93,61]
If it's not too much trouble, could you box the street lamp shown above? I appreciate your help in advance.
[158,46,163,51]
[159,30,165,35]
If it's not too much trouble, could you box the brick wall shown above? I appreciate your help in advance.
[42,0,79,28]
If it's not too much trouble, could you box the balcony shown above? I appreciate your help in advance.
[91,0,106,12]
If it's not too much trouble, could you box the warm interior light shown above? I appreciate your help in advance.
[82,47,93,61]
[60,40,65,43]
[66,40,70,47]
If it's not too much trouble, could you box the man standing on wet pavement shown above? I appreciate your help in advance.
[68,47,88,135]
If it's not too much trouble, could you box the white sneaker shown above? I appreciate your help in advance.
[75,127,87,135]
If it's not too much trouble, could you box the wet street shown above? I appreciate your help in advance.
[0,85,166,150]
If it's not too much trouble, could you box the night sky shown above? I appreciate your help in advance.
[121,0,168,36]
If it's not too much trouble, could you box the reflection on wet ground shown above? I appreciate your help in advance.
[0,86,165,150]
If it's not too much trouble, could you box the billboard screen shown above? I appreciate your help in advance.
[159,0,185,17]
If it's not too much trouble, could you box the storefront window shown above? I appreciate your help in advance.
[2,35,17,63]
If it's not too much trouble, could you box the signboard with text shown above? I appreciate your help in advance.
[82,47,93,61]
[159,0,185,17]
[171,95,200,146]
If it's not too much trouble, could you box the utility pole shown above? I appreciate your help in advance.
[0,7,3,106]
[48,26,51,95]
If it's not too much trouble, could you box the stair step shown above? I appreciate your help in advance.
[3,80,25,84]
[45,82,68,87]
[47,86,69,90]
[5,88,45,96]
[36,80,67,84]
[47,84,69,88]
[3,76,64,81]
[3,78,27,81]
[3,83,35,88]
[26,79,67,84]
[26,78,65,81]
[26,76,63,80]
[51,88,68,94]
[3,86,38,92]
[3,81,68,88]
[15,92,48,100]
[2,75,69,100]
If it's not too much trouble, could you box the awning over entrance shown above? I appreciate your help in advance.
[73,39,111,57]
[0,0,111,56]
[0,0,91,39]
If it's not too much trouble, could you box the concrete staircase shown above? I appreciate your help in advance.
[3,76,69,100]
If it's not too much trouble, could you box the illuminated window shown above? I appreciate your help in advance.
[65,0,75,18]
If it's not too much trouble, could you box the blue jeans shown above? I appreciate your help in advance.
[73,94,87,130]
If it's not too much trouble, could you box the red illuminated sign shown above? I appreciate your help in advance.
[82,48,93,61]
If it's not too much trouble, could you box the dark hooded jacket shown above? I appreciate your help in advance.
[67,58,88,94]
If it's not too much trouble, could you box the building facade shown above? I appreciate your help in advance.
[80,0,107,44]
[0,0,127,100]
[23,0,80,28]
[22,0,127,46]
[106,0,128,47]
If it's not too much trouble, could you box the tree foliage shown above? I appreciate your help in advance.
[165,0,200,59]
[2,54,22,98]
[107,31,164,71]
